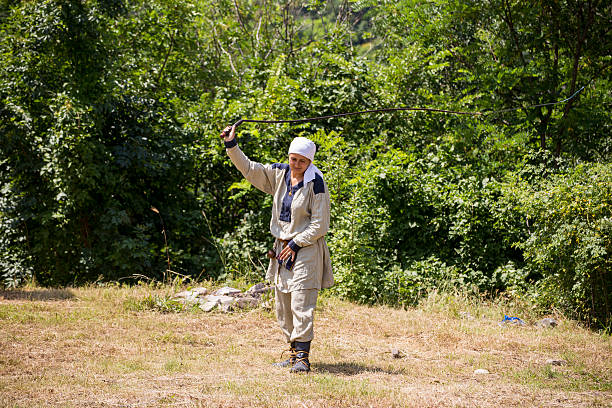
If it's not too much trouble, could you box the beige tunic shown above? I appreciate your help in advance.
[226,144,334,292]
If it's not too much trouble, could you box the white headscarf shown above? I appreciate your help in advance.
[288,136,323,185]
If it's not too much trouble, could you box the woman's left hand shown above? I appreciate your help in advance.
[278,245,296,262]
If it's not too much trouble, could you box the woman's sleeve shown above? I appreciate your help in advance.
[291,179,330,248]
[226,141,277,195]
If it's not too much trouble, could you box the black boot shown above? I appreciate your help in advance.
[290,341,311,373]
[272,342,296,367]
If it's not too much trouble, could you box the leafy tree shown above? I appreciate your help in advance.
[1,0,610,327]
[0,0,220,284]
[365,0,611,160]
[503,163,612,326]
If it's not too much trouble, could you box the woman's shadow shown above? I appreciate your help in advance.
[0,288,75,301]
[313,362,403,376]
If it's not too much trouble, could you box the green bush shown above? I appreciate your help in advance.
[314,131,524,304]
[1,0,610,332]
[504,163,612,326]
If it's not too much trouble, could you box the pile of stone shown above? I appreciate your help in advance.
[498,316,559,329]
[534,317,558,328]
[172,283,272,312]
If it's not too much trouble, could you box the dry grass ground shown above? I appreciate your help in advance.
[0,284,610,408]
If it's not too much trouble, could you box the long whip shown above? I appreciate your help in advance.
[221,86,585,136]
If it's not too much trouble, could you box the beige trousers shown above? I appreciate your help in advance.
[275,288,319,343]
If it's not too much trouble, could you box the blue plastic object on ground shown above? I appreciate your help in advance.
[499,315,525,326]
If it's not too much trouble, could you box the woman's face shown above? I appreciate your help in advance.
[288,153,311,178]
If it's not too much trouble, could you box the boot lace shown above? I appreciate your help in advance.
[280,346,297,362]
[294,350,310,367]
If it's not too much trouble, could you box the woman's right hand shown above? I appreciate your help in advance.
[220,125,236,142]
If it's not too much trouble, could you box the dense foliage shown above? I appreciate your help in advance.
[1,0,610,326]
[504,162,611,326]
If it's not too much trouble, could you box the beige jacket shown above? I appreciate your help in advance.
[226,143,334,292]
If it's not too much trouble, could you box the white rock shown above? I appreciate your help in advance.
[203,294,234,304]
[173,290,193,299]
[174,294,205,306]
[246,283,272,296]
[219,301,234,312]
[198,295,236,312]
[173,287,208,300]
[191,287,209,296]
[213,287,242,296]
[199,301,217,312]
[535,318,558,328]
[234,296,259,309]
[218,295,235,305]
[474,369,490,375]
[247,282,266,292]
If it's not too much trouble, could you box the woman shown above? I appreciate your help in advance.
[221,125,333,373]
